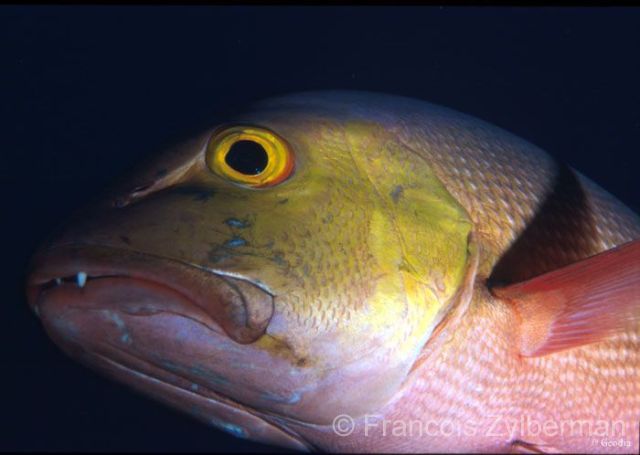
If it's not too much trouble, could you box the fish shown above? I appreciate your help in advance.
[26,91,639,453]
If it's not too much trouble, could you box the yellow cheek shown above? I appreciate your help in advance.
[360,210,445,359]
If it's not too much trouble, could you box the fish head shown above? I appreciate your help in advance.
[27,93,474,449]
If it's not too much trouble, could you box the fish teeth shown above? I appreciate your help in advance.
[76,272,87,288]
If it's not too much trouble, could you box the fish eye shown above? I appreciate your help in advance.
[206,126,294,187]
[225,140,268,175]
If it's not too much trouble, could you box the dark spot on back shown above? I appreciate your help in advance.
[278,198,289,204]
[119,235,131,245]
[155,168,168,177]
[488,163,597,287]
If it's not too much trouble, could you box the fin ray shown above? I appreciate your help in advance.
[494,239,640,356]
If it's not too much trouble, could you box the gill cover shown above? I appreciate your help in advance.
[336,120,474,358]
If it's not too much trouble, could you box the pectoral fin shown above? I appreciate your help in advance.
[493,239,640,357]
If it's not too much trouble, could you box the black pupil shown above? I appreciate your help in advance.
[225,140,268,175]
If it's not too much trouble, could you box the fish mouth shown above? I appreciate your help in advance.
[26,244,310,451]
[27,244,275,344]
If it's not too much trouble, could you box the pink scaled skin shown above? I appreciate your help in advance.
[283,283,639,453]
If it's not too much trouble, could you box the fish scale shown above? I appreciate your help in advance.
[421,126,639,275]
[247,92,640,452]
[290,293,639,453]
[264,91,639,275]
[27,91,639,453]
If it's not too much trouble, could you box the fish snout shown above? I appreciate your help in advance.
[24,245,316,448]
[28,277,308,450]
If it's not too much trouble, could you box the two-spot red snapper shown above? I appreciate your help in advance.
[27,92,639,453]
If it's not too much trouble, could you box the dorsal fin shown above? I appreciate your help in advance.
[493,239,640,357]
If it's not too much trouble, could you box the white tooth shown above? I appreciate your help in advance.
[55,278,62,285]
[77,272,87,288]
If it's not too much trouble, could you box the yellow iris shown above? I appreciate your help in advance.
[206,126,294,187]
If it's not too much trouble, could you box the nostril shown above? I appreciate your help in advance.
[112,183,154,208]
[110,159,196,209]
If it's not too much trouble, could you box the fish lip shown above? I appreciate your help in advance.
[26,243,274,343]
[26,242,272,294]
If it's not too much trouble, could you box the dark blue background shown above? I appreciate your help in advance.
[2,6,639,452]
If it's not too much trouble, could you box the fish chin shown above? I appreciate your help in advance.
[26,246,311,450]
[88,352,311,451]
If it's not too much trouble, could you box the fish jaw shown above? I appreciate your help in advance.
[26,244,312,450]
[25,243,428,449]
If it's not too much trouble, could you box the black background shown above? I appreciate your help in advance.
[2,6,640,452]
